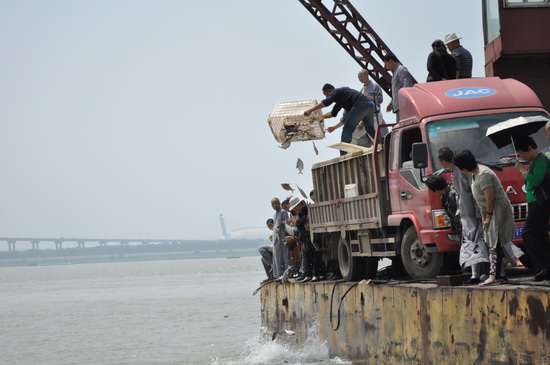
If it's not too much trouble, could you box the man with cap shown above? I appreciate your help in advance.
[444,32,473,79]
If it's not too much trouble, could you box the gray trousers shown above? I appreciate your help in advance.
[259,245,273,278]
[272,234,290,278]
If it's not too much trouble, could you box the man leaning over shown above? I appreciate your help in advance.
[304,83,374,154]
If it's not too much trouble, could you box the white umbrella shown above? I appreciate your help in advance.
[486,116,550,155]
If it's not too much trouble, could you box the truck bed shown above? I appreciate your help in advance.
[309,145,388,233]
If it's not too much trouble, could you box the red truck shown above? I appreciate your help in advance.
[309,77,550,280]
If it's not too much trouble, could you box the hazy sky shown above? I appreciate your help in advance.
[0,0,484,240]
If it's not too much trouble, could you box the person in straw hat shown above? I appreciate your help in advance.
[444,32,473,79]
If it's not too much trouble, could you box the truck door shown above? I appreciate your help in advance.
[390,127,431,227]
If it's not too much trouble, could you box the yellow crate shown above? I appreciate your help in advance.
[268,99,325,144]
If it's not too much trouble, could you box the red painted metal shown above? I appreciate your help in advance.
[297,0,417,96]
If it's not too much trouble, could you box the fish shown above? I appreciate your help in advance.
[279,141,291,149]
[312,141,319,155]
[296,158,304,174]
[281,183,294,193]
[271,329,296,341]
[279,266,292,285]
[296,184,308,200]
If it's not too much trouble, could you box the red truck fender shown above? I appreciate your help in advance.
[387,213,424,245]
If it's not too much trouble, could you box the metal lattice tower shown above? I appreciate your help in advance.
[297,0,417,96]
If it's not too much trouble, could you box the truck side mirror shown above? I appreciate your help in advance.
[412,143,428,169]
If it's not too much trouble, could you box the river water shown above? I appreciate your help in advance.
[0,256,351,365]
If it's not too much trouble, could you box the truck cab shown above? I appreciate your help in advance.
[310,77,550,280]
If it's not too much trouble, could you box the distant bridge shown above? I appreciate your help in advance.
[0,237,187,251]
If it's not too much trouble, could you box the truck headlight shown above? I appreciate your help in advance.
[432,209,450,229]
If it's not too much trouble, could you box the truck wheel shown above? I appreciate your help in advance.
[338,237,364,281]
[401,226,443,279]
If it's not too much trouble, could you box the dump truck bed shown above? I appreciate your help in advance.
[309,145,388,233]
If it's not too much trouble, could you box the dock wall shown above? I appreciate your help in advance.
[260,281,550,364]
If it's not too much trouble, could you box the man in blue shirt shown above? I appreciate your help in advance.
[304,84,374,153]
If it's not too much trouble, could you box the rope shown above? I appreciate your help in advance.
[329,280,358,331]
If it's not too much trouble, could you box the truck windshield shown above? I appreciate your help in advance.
[427,111,550,169]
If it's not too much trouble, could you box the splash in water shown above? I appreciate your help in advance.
[212,321,351,365]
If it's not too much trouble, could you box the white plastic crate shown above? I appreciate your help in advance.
[268,99,325,144]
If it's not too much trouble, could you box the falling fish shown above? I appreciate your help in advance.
[277,266,293,286]
[296,184,308,200]
[279,141,291,149]
[312,141,319,155]
[296,158,304,174]
[281,183,294,193]
[272,329,296,341]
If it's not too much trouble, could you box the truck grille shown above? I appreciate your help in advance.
[512,203,528,221]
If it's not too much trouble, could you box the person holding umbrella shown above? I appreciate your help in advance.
[514,136,550,281]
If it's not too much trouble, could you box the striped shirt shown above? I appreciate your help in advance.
[451,45,473,78]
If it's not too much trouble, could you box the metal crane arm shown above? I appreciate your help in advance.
[297,0,417,96]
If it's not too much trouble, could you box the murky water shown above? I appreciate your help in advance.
[0,257,351,365]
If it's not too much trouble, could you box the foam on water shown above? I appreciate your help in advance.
[212,322,351,365]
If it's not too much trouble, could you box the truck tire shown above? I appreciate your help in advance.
[338,237,364,281]
[401,226,443,279]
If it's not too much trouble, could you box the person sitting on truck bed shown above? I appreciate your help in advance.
[384,53,413,122]
[438,147,488,285]
[453,150,514,286]
[514,136,550,281]
[303,83,374,155]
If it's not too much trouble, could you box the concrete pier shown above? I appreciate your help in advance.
[261,280,550,364]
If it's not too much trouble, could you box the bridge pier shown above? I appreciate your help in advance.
[31,240,40,250]
[54,240,63,250]
[77,240,86,248]
[7,240,15,251]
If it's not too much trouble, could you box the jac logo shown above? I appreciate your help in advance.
[505,186,517,195]
[445,87,497,98]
